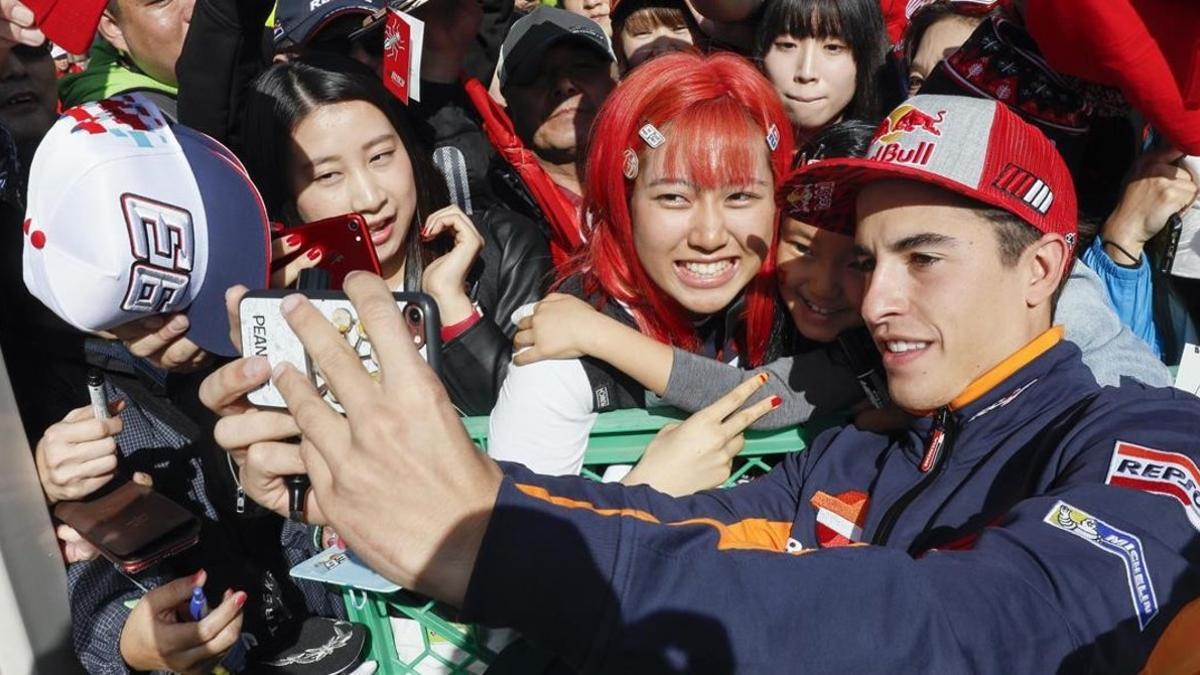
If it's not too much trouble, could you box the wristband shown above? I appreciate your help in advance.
[1102,238,1142,267]
[441,307,483,342]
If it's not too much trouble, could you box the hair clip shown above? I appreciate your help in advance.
[638,123,666,148]
[622,148,640,180]
[766,124,781,152]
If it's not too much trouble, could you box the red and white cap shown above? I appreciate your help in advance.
[23,94,271,357]
[780,94,1078,249]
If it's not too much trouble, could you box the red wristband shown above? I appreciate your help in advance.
[440,309,483,343]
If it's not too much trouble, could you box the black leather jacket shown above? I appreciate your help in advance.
[435,207,552,415]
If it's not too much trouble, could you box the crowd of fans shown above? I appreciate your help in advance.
[1,0,1199,672]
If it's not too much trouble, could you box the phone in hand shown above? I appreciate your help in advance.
[53,482,200,574]
[278,213,382,290]
[239,289,442,412]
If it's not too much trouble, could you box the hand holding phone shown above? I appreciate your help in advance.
[239,290,441,412]
[272,214,382,290]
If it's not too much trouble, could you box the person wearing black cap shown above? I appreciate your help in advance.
[492,6,616,253]
[272,0,385,69]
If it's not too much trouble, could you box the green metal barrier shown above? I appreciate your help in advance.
[343,407,831,674]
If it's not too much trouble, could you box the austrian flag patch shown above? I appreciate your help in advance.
[1105,441,1200,533]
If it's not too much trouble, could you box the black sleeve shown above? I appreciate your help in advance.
[176,0,273,150]
[463,0,516,87]
[441,209,551,415]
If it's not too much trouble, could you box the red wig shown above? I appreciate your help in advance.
[560,51,795,366]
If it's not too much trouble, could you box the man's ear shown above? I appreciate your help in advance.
[1024,233,1070,309]
[97,9,129,54]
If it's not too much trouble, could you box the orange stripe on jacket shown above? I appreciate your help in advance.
[515,484,793,552]
[950,326,1064,410]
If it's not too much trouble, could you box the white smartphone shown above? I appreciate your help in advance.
[239,290,441,412]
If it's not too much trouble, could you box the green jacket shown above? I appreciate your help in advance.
[58,40,178,109]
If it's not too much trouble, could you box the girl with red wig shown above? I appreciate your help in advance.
[486,51,794,477]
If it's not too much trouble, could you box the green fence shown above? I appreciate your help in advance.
[342,407,829,674]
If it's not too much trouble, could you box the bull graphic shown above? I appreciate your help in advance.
[877,105,948,144]
[892,108,946,135]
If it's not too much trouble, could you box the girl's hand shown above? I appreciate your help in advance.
[270,231,323,289]
[119,570,245,675]
[623,374,779,496]
[421,206,484,325]
[512,294,608,365]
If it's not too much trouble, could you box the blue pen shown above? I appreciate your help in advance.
[188,587,208,621]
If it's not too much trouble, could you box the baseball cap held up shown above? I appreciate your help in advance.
[23,94,271,357]
[781,94,1077,249]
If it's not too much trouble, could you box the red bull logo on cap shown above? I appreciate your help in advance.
[871,104,947,167]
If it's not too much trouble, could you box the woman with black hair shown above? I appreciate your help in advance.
[753,0,892,144]
[241,54,551,415]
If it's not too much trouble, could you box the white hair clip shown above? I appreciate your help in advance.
[766,124,781,152]
[622,148,640,180]
[638,123,666,148]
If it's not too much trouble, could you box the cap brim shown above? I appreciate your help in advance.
[176,130,271,357]
[282,5,376,46]
[33,0,106,54]
[787,157,1022,236]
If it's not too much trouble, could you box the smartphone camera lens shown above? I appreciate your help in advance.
[406,306,422,324]
[347,220,359,232]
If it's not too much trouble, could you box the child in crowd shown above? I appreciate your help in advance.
[610,0,702,73]
[241,54,551,415]
[486,51,794,477]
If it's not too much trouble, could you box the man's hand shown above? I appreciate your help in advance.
[109,314,211,373]
[0,0,44,47]
[269,272,503,606]
[35,403,125,503]
[623,374,777,496]
[1102,148,1199,264]
[119,570,245,675]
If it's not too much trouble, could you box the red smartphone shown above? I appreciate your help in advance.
[277,213,382,289]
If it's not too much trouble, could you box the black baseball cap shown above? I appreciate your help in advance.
[499,7,614,90]
[273,0,384,48]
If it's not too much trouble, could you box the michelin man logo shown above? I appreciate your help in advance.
[1044,500,1158,630]
[120,194,195,314]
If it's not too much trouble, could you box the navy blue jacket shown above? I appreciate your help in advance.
[462,329,1200,673]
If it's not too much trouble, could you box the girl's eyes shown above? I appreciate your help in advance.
[369,149,395,164]
[727,191,762,204]
[773,39,798,51]
[314,171,340,184]
[823,41,848,54]
[655,193,689,206]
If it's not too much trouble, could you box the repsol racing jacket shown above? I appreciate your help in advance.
[461,327,1200,673]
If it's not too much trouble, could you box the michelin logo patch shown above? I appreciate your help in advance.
[1105,441,1200,533]
[1044,501,1158,630]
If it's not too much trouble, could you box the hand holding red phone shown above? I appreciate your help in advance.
[271,230,324,288]
[421,205,484,326]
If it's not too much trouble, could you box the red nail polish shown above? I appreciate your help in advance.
[270,221,286,233]
[285,234,303,247]
[307,248,322,261]
[757,373,769,384]
[770,396,782,408]
[234,592,247,608]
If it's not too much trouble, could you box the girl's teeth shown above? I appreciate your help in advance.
[682,261,732,277]
[887,341,930,353]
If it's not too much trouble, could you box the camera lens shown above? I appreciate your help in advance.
[406,306,422,324]
[347,219,359,232]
